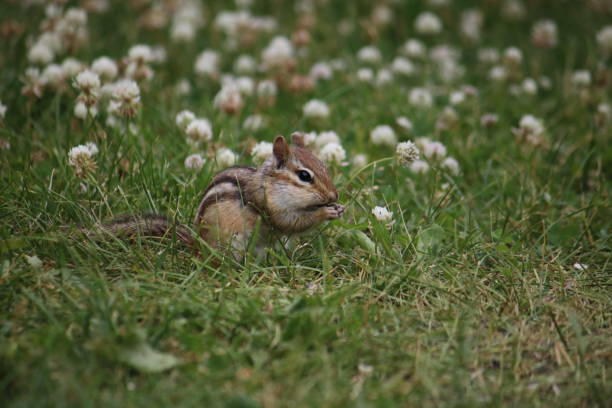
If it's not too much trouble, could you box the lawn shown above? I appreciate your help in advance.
[1,0,611,407]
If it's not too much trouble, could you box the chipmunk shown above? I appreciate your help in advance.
[96,133,344,256]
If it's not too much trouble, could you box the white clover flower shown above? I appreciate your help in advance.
[480,113,499,127]
[21,67,45,98]
[521,78,538,95]
[234,55,257,74]
[303,99,330,119]
[572,70,591,87]
[519,115,544,136]
[309,62,333,81]
[171,21,196,42]
[478,48,500,64]
[396,141,419,167]
[61,58,85,78]
[85,142,99,155]
[74,101,97,119]
[597,103,611,123]
[0,101,6,119]
[391,57,416,76]
[45,4,63,18]
[410,159,430,174]
[25,254,43,269]
[461,85,479,97]
[213,10,243,33]
[214,84,243,114]
[153,46,167,62]
[194,50,220,77]
[236,0,253,9]
[257,80,277,97]
[415,12,442,35]
[216,148,237,168]
[531,20,558,48]
[515,115,546,147]
[432,44,458,63]
[428,0,449,6]
[396,116,413,132]
[539,76,552,90]
[503,47,523,67]
[105,115,119,129]
[441,157,460,175]
[509,84,521,96]
[175,78,191,96]
[251,141,274,163]
[186,119,213,143]
[449,91,466,105]
[502,0,526,20]
[68,143,98,176]
[184,153,205,170]
[124,58,154,81]
[173,0,204,27]
[315,131,340,149]
[319,142,346,164]
[375,69,393,87]
[371,206,393,222]
[436,107,458,131]
[99,83,117,99]
[357,46,382,64]
[573,263,588,271]
[402,39,426,58]
[128,44,154,63]
[28,42,54,65]
[234,76,255,96]
[38,31,62,53]
[243,114,266,131]
[596,25,612,55]
[416,137,432,150]
[423,140,447,160]
[64,8,87,25]
[372,4,393,26]
[91,56,118,80]
[352,154,368,168]
[111,79,141,117]
[41,64,65,87]
[74,70,101,91]
[261,36,294,69]
[330,59,347,71]
[437,59,465,83]
[370,125,397,147]
[176,110,196,130]
[489,66,507,82]
[68,145,93,166]
[461,9,483,42]
[408,87,433,108]
[303,131,317,147]
[356,67,374,82]
[112,79,140,101]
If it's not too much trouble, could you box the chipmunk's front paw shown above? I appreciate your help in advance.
[324,204,345,220]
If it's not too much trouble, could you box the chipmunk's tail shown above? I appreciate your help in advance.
[84,213,195,246]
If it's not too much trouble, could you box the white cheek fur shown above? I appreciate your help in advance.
[269,182,318,210]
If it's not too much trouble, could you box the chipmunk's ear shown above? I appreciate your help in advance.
[273,135,290,168]
[291,132,305,148]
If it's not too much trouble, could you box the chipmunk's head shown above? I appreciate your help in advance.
[262,133,344,233]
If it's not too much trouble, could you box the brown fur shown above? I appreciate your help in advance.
[97,135,343,257]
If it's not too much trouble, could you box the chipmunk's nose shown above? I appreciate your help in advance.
[329,190,338,203]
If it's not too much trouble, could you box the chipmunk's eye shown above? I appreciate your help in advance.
[296,170,313,183]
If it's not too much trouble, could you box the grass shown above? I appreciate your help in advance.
[1,0,611,407]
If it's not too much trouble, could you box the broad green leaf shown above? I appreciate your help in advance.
[119,343,180,373]
[416,224,445,255]
[0,238,27,253]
